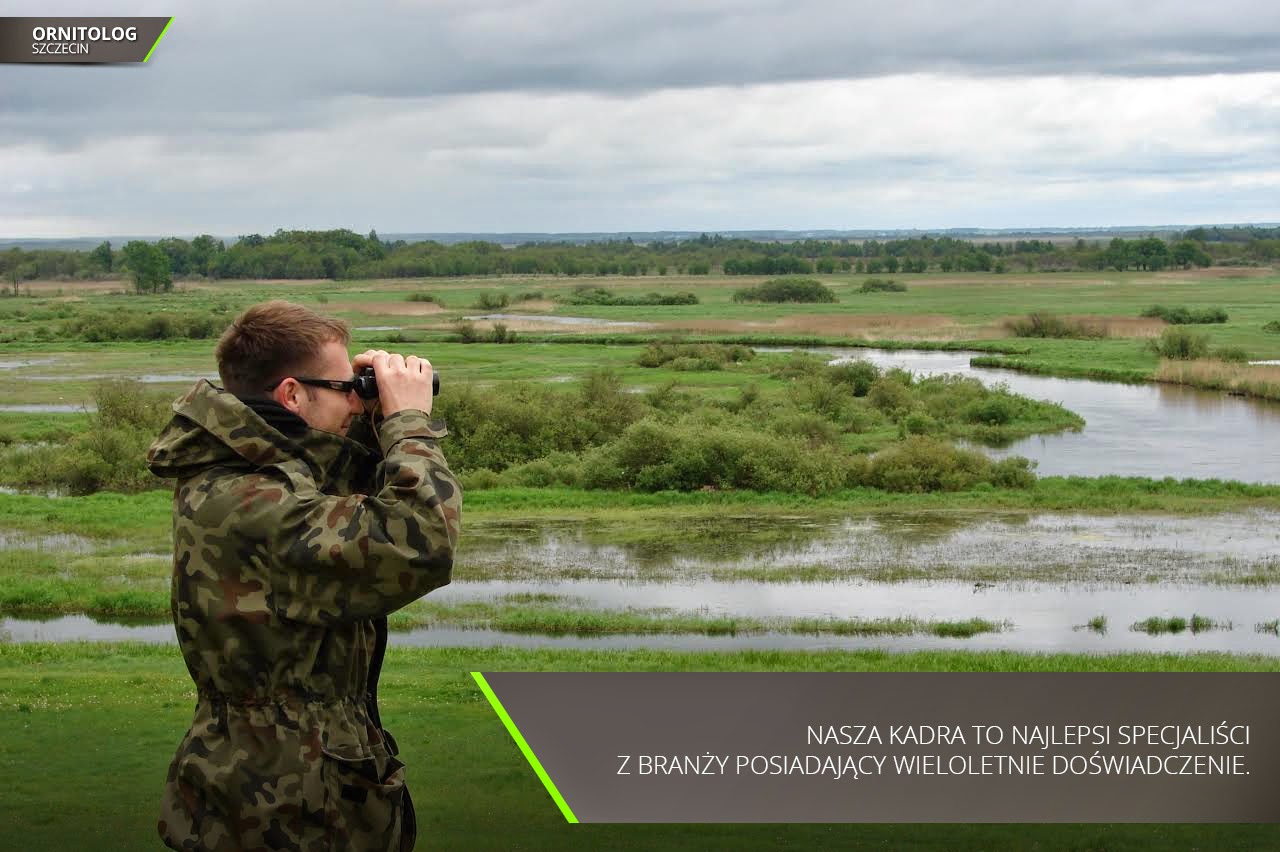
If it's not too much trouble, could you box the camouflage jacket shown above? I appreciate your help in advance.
[146,380,461,852]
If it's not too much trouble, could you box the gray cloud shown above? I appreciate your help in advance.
[5,0,1280,145]
[3,2,1280,234]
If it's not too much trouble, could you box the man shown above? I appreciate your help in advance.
[146,300,460,851]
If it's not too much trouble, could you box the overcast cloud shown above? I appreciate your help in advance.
[4,1,1280,236]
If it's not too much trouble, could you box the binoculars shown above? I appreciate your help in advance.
[355,367,440,399]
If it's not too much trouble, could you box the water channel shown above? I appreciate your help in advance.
[773,347,1280,483]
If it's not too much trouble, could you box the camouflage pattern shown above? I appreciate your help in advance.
[146,380,461,851]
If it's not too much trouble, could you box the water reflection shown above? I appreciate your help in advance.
[6,573,1278,655]
[463,511,1280,582]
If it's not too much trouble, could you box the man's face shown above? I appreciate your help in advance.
[287,340,363,436]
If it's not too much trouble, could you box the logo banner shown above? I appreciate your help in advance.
[475,672,1280,823]
[0,17,172,64]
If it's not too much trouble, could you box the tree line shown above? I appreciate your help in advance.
[5,226,1275,293]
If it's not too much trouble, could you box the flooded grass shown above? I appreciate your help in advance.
[1130,614,1229,635]
[1133,616,1189,634]
[1085,615,1108,634]
[387,599,1007,638]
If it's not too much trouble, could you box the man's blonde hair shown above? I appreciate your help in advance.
[215,300,350,396]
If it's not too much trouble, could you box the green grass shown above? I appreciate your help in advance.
[2,642,1279,851]
[5,268,1280,404]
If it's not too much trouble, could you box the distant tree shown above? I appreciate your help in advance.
[89,240,113,274]
[1172,239,1212,269]
[122,241,173,293]
[188,234,223,276]
[157,237,192,276]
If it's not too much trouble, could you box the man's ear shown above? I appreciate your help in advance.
[271,379,304,415]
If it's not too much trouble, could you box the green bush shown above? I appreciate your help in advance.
[1150,327,1211,359]
[862,437,1034,492]
[452,320,481,343]
[962,396,1016,426]
[580,417,855,495]
[667,356,722,371]
[858,278,906,293]
[1263,320,1280,334]
[1213,346,1250,363]
[827,360,881,396]
[1141,305,1229,324]
[732,278,836,303]
[434,370,642,473]
[765,352,829,380]
[901,411,939,435]
[473,292,510,309]
[60,309,228,342]
[406,292,444,305]
[1004,313,1104,339]
[866,375,913,415]
[10,380,177,494]
[637,343,754,368]
[565,287,698,306]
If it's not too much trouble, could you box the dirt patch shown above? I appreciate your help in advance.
[1093,316,1166,338]
[344,301,447,316]
[20,280,125,295]
[659,314,990,340]
[997,314,1167,339]
[504,299,557,312]
[461,318,657,334]
[1152,266,1272,280]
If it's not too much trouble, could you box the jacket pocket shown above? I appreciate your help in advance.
[321,748,412,851]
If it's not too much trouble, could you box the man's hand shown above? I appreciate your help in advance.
[353,349,434,418]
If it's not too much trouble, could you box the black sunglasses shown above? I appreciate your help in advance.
[266,374,378,399]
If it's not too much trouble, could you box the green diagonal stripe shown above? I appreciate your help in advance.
[143,17,173,63]
[471,671,579,824]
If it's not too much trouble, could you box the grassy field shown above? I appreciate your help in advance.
[2,643,1280,852]
[4,268,1280,848]
[3,267,1280,402]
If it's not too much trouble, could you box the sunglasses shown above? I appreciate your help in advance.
[266,373,379,400]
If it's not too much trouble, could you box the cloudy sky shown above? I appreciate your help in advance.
[5,0,1280,236]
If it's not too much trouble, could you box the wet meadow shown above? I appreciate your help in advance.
[2,266,1280,848]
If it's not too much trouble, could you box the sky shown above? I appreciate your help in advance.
[4,0,1280,237]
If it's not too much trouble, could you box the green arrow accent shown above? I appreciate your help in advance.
[471,671,579,824]
[143,18,173,63]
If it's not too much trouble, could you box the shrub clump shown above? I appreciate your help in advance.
[579,417,857,495]
[1212,346,1250,363]
[60,310,222,342]
[857,278,906,293]
[406,292,444,305]
[863,437,1035,492]
[473,292,510,309]
[637,342,755,369]
[1141,305,1229,324]
[2,380,175,493]
[1004,313,1105,339]
[565,287,698,306]
[1262,320,1280,334]
[732,278,836,303]
[1150,327,1210,360]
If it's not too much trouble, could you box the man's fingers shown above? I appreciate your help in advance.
[353,349,389,370]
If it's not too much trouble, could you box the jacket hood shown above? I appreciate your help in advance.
[147,380,374,483]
